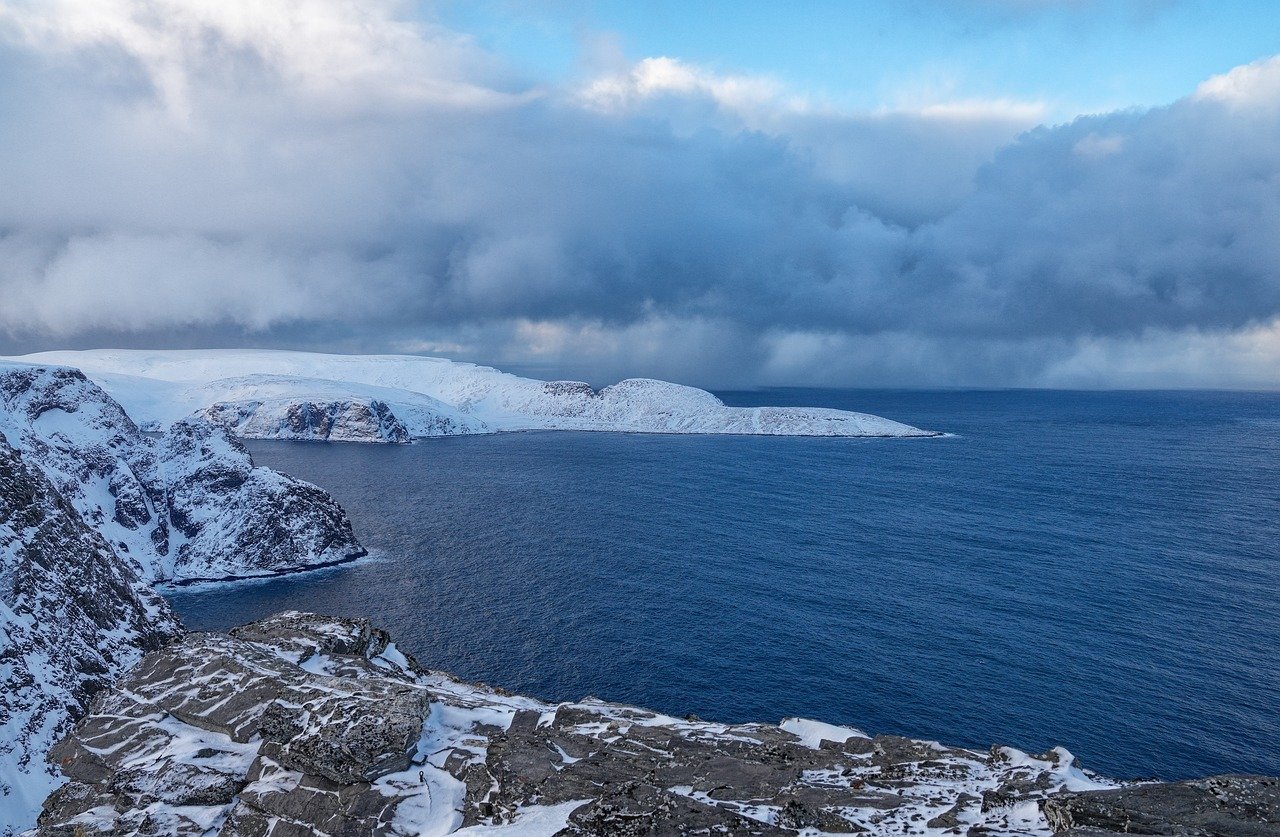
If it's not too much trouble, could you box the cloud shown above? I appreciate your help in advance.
[0,0,1278,389]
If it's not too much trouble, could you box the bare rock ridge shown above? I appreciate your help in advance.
[35,612,1280,836]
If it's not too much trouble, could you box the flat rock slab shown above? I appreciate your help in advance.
[1045,774,1280,836]
[34,612,1280,836]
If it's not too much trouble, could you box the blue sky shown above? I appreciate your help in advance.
[433,0,1280,121]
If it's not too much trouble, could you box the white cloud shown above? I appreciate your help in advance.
[1193,54,1280,108]
[1,0,1279,389]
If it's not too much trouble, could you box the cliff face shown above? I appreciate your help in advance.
[0,363,364,583]
[158,418,364,582]
[0,433,182,832]
[0,364,367,833]
[197,399,416,443]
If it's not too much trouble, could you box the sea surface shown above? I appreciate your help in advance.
[167,389,1280,781]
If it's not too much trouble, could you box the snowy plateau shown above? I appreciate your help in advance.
[8,350,940,442]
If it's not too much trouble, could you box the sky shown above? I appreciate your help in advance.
[0,0,1279,389]
[434,0,1280,120]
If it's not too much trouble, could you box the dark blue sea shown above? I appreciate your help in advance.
[167,389,1280,781]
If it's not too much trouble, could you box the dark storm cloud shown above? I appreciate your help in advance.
[0,1,1277,388]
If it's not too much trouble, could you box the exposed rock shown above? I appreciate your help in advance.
[1043,774,1280,835]
[0,431,181,833]
[199,399,414,444]
[33,612,1166,837]
[0,363,365,583]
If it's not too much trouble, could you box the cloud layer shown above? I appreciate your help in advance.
[1,0,1278,388]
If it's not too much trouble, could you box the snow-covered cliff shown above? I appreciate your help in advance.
[10,350,939,440]
[0,434,182,833]
[0,363,371,833]
[0,363,364,583]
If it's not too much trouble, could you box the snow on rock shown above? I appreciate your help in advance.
[186,374,490,442]
[198,398,414,443]
[33,611,1147,837]
[10,349,940,439]
[0,365,368,833]
[0,362,365,584]
[0,432,181,835]
[779,717,870,748]
[159,418,364,583]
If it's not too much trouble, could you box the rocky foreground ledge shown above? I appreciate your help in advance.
[35,613,1278,836]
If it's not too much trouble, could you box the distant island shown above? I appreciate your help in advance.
[9,349,941,441]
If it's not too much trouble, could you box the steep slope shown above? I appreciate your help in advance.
[0,363,364,582]
[160,418,363,582]
[42,612,1273,836]
[11,349,939,438]
[0,365,371,833]
[0,433,182,834]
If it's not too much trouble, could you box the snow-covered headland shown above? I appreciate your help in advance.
[9,349,940,442]
[0,361,366,829]
[0,362,364,585]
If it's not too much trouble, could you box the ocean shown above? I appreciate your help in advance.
[167,388,1280,781]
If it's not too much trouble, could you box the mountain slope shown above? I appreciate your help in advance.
[0,363,364,583]
[0,363,371,833]
[0,432,182,834]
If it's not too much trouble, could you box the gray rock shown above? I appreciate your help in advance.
[0,431,181,833]
[0,362,366,584]
[40,611,1277,837]
[199,399,414,444]
[1043,774,1280,835]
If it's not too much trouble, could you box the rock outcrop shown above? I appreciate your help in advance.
[0,363,364,583]
[29,612,1280,836]
[0,432,182,833]
[198,399,415,443]
[1043,775,1280,835]
[22,612,1166,836]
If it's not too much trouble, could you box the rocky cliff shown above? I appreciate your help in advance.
[0,365,367,833]
[0,363,364,583]
[34,612,1280,836]
[0,433,182,832]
